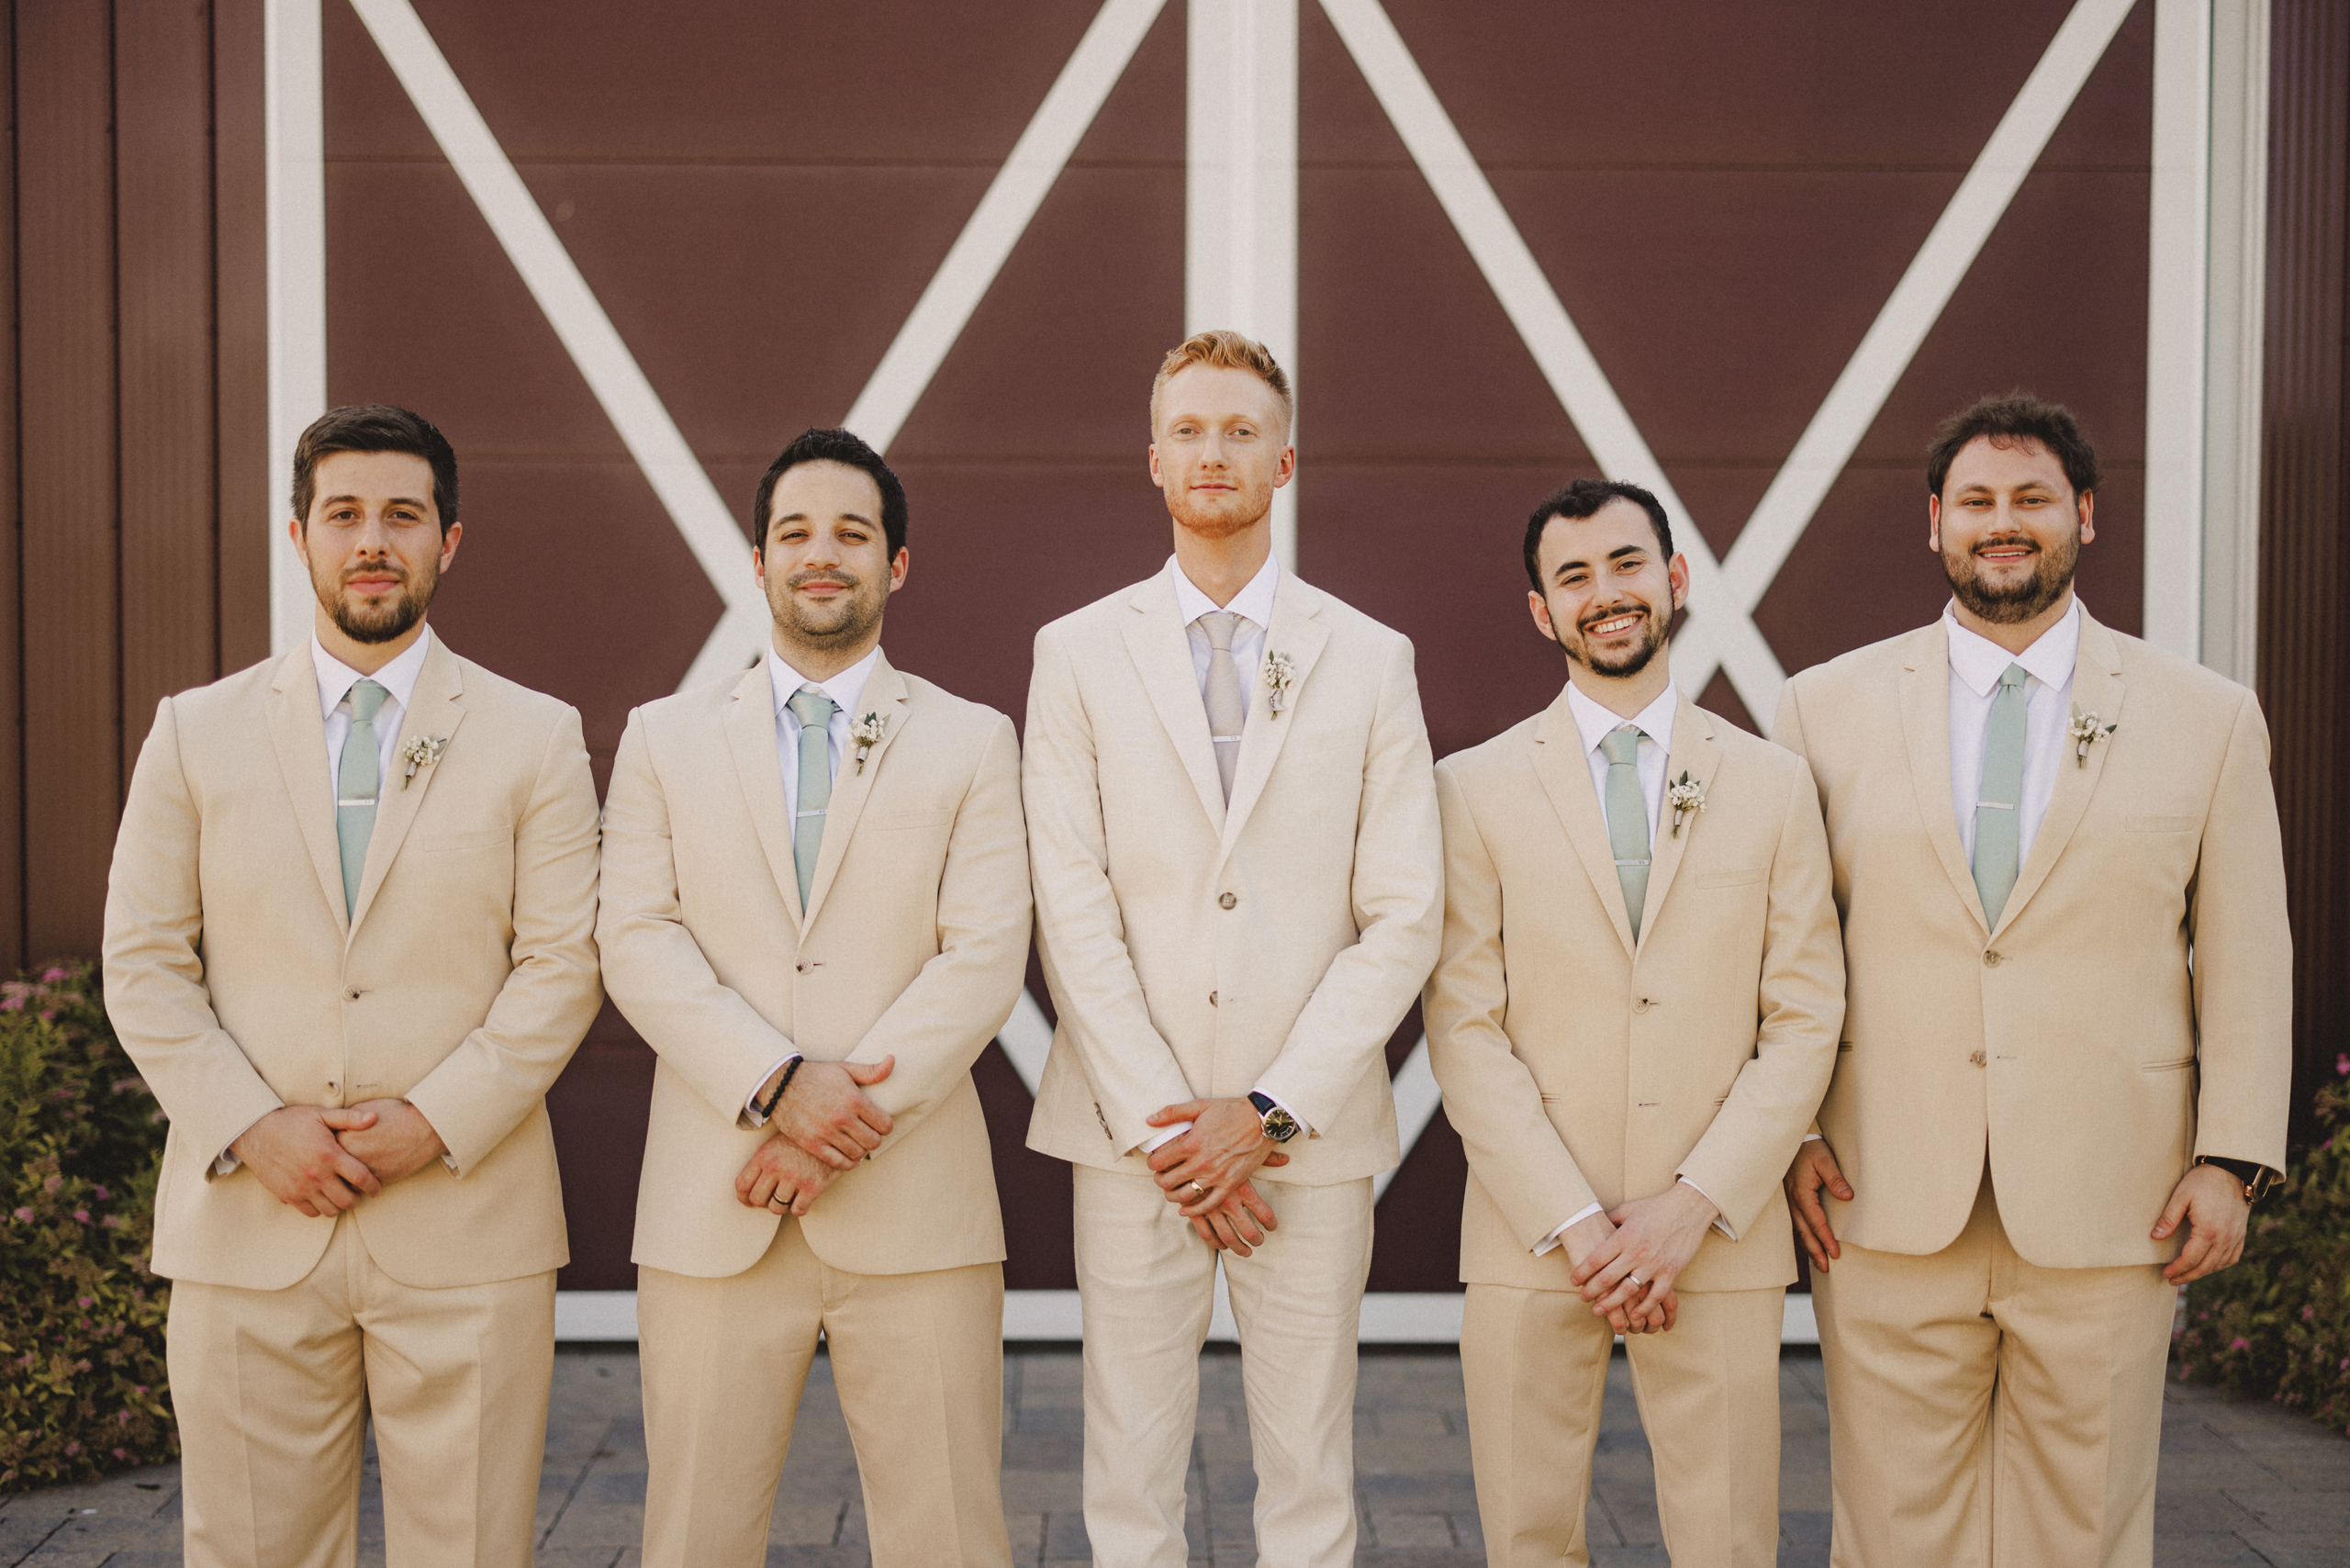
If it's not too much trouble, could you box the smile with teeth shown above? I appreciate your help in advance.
[1584,611,1645,638]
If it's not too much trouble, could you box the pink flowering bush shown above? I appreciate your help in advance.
[0,962,174,1491]
[2172,1057,2350,1435]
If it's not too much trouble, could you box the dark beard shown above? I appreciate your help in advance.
[320,566,434,644]
[1558,603,1669,678]
[1944,530,2078,625]
[774,570,885,652]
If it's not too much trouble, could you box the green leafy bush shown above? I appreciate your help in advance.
[2172,1054,2350,1435]
[0,962,174,1492]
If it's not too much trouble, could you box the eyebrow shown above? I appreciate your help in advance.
[1550,543,1649,579]
[771,510,877,524]
[321,493,429,510]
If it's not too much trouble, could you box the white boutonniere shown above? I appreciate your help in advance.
[849,711,887,774]
[1263,652,1297,719]
[1667,770,1707,837]
[2068,709,2117,768]
[397,735,447,790]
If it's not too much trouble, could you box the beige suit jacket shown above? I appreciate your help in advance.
[1774,608,2292,1267]
[1022,569,1442,1182]
[101,638,603,1291]
[1427,688,1844,1294]
[599,652,1030,1281]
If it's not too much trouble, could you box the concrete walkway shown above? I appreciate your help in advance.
[5,1348,2344,1566]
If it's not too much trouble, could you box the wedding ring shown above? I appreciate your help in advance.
[1185,1181,1209,1199]
[1627,1272,1644,1287]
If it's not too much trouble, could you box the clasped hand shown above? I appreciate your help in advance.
[1145,1097,1291,1258]
[1563,1182,1718,1336]
[232,1099,448,1217]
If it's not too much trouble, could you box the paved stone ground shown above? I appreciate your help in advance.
[5,1347,2344,1566]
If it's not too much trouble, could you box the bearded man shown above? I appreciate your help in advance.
[1774,394,2292,1567]
[103,403,604,1567]
[598,426,1031,1567]
[1023,330,1442,1568]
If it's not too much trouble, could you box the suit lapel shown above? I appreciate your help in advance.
[1991,609,2126,939]
[800,653,912,930]
[1897,622,1992,934]
[1638,692,1723,942]
[1530,689,1638,959]
[1120,577,1227,834]
[348,636,470,937]
[723,661,805,931]
[1216,576,1331,864]
[264,645,351,935]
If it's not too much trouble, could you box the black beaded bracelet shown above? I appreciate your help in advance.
[756,1057,803,1121]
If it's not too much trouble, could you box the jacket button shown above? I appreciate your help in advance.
[1984,951,2002,968]
[1970,1049,1987,1067]
[1633,997,1651,1014]
[345,988,361,1001]
[1209,991,1218,1007]
[1218,892,1237,910]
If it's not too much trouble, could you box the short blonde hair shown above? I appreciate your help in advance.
[1149,330,1293,437]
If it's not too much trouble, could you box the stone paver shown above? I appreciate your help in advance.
[5,1347,2344,1565]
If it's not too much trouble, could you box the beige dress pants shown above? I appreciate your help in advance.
[1814,1173,2179,1568]
[165,1215,555,1568]
[1461,1281,1785,1568]
[1072,1164,1374,1568]
[636,1216,1011,1568]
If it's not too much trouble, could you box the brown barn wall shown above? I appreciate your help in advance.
[0,0,2338,1297]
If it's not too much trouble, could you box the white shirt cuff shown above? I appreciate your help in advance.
[1677,1174,1737,1241]
[743,1053,802,1127]
[1801,1131,1822,1142]
[1534,1201,1606,1256]
[1139,1122,1191,1155]
[1250,1087,1312,1137]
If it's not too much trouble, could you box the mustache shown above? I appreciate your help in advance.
[1577,602,1649,633]
[787,568,861,590]
[1969,534,2040,556]
[340,561,412,589]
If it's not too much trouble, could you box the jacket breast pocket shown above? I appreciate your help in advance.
[867,810,953,832]
[1695,868,1766,890]
[2124,816,2198,834]
[420,828,508,854]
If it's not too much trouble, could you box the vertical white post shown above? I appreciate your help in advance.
[1187,0,1299,572]
[2143,0,2211,662]
[265,0,328,655]
[2199,0,2267,683]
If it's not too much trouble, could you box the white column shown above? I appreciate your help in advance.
[1186,0,1299,571]
[2199,0,2268,684]
[2143,0,2212,664]
[265,0,327,655]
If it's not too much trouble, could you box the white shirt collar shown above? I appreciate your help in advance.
[1943,598,2081,698]
[1169,552,1281,631]
[312,625,434,722]
[767,643,881,723]
[1564,678,1679,758]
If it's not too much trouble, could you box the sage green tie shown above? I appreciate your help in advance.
[335,679,389,917]
[788,689,839,906]
[1601,724,1651,943]
[1973,662,2030,927]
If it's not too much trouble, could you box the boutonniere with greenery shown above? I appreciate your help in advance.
[2068,709,2117,768]
[397,735,447,790]
[849,711,888,774]
[1667,770,1707,837]
[1263,652,1297,719]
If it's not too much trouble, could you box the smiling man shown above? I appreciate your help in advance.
[103,404,604,1568]
[598,426,1031,1568]
[1023,330,1441,1567]
[1774,395,2292,1567]
[1425,478,1842,1566]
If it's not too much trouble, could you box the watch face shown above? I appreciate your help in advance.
[1262,1107,1300,1144]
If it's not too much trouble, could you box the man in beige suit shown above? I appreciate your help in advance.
[598,426,1031,1568]
[1024,330,1443,1568]
[102,404,604,1568]
[1778,394,2292,1567]
[1427,478,1843,1567]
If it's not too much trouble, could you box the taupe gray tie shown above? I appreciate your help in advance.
[1602,724,1651,943]
[1973,662,2030,928]
[1200,611,1246,802]
[788,689,838,907]
[335,678,389,918]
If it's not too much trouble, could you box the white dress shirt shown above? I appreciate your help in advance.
[1536,678,1734,1254]
[1945,599,2079,867]
[313,626,435,802]
[218,628,442,1173]
[742,644,884,1126]
[1145,550,1307,1154]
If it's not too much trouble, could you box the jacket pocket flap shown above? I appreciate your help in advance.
[1695,868,1766,889]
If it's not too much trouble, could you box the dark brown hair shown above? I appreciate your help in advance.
[1925,392,2100,499]
[291,404,459,532]
[752,427,908,556]
[1523,477,1674,589]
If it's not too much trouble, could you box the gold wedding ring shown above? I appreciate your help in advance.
[1627,1272,1644,1287]
[1185,1181,1209,1199]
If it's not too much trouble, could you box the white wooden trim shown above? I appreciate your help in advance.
[1373,1036,1438,1203]
[2199,0,2268,684]
[1187,0,1300,571]
[2145,0,2214,661]
[264,0,326,656]
[557,1288,1821,1346]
